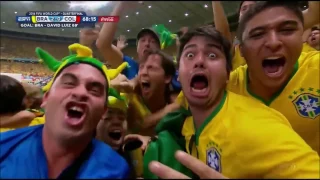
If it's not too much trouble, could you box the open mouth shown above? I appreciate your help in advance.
[65,102,86,126]
[108,130,122,141]
[311,37,317,42]
[262,56,286,78]
[143,49,151,55]
[190,74,208,92]
[141,81,151,91]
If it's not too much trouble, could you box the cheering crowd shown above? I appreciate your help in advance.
[0,1,319,179]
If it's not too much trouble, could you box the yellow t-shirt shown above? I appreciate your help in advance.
[302,42,318,53]
[228,51,320,154]
[232,45,246,70]
[182,91,319,178]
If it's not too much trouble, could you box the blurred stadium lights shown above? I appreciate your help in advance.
[68,1,109,9]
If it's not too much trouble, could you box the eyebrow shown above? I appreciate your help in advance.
[60,73,77,80]
[248,20,299,36]
[60,73,106,89]
[90,81,105,90]
[183,43,222,52]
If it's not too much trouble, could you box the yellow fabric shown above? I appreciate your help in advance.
[130,94,150,120]
[126,94,151,134]
[228,51,320,154]
[28,116,46,126]
[0,128,14,133]
[175,91,188,110]
[42,44,128,92]
[0,116,45,133]
[108,93,129,112]
[232,45,246,70]
[302,42,318,53]
[182,91,320,178]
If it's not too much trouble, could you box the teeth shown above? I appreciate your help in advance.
[265,56,282,60]
[191,87,207,93]
[70,106,83,112]
[112,130,121,133]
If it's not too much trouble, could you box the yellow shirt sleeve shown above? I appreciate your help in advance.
[231,116,320,178]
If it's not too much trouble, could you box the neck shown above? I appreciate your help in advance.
[42,125,91,178]
[138,55,143,63]
[190,90,225,129]
[247,72,281,103]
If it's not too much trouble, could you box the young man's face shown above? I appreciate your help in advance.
[240,6,304,89]
[138,54,171,100]
[96,108,127,150]
[179,36,228,108]
[41,64,108,144]
[239,1,256,22]
[307,26,320,50]
[137,33,160,60]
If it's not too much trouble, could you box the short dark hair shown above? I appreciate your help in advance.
[136,29,161,48]
[143,49,176,78]
[311,25,320,32]
[0,75,26,114]
[177,26,232,72]
[237,1,304,44]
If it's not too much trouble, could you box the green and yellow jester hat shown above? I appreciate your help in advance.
[36,43,128,98]
[152,24,177,49]
[107,90,130,113]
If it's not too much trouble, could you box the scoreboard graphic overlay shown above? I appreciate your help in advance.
[16,11,119,28]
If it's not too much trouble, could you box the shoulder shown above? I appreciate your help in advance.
[123,56,138,66]
[298,51,319,69]
[226,92,306,150]
[226,101,320,178]
[122,56,139,80]
[226,91,290,126]
[86,140,129,178]
[0,125,42,141]
[0,125,43,159]
[228,65,248,90]
[302,42,317,53]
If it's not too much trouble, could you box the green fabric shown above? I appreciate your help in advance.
[143,107,194,179]
[35,48,105,72]
[108,87,126,101]
[36,48,61,71]
[152,24,177,49]
[155,107,191,134]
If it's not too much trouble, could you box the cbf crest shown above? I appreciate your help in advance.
[292,92,320,119]
[206,146,222,172]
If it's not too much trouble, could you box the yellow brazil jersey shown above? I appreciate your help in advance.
[228,51,320,154]
[232,45,246,70]
[302,42,318,53]
[182,91,319,178]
